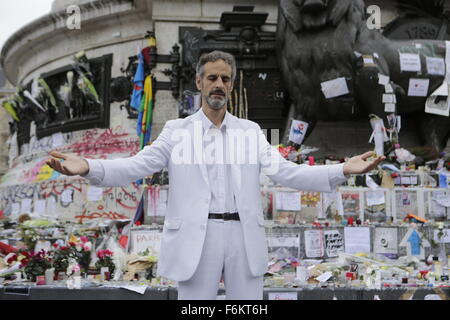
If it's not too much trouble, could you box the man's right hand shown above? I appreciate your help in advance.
[46,151,90,176]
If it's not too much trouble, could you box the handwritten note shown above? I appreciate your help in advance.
[399,53,421,72]
[129,230,162,255]
[21,199,32,214]
[304,230,324,258]
[426,57,445,76]
[61,189,73,204]
[344,227,371,254]
[321,77,350,99]
[276,192,301,211]
[324,230,344,257]
[34,199,46,216]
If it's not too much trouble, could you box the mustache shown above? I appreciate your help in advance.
[209,89,226,96]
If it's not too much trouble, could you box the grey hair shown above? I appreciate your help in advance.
[196,50,237,82]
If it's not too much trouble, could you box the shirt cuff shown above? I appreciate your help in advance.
[328,163,348,190]
[80,158,105,185]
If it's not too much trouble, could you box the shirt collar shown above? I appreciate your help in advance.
[199,107,229,131]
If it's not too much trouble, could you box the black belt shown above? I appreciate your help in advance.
[208,212,240,221]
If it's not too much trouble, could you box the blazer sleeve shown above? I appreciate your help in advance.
[81,120,175,187]
[257,125,347,192]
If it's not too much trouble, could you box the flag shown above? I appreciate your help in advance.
[137,75,154,149]
[130,52,145,111]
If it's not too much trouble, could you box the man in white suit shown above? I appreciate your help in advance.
[47,51,384,300]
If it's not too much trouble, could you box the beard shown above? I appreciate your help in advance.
[204,90,228,110]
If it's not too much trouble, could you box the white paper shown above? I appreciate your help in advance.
[434,229,450,243]
[378,74,390,85]
[34,240,51,253]
[408,78,430,97]
[268,292,297,300]
[316,271,333,283]
[129,230,162,255]
[366,190,386,206]
[344,227,371,254]
[374,227,398,254]
[11,203,20,215]
[267,235,300,248]
[61,189,73,204]
[399,53,421,72]
[364,57,375,65]
[396,116,401,133]
[288,120,309,145]
[373,120,384,157]
[384,84,394,93]
[47,197,56,216]
[276,192,301,211]
[384,103,396,113]
[382,94,397,104]
[52,132,64,148]
[335,192,344,216]
[120,285,147,295]
[33,199,46,216]
[324,230,344,257]
[87,186,103,201]
[8,132,18,164]
[20,199,32,214]
[147,189,168,217]
[321,77,350,99]
[304,230,324,258]
[426,57,445,76]
[366,175,380,190]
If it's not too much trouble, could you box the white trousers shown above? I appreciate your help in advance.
[177,219,264,300]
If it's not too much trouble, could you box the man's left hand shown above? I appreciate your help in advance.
[343,151,386,175]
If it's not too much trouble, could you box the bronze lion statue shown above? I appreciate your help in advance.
[277,0,450,152]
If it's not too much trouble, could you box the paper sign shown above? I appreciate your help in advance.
[129,230,162,255]
[288,120,309,145]
[147,189,168,216]
[382,94,397,104]
[61,189,73,204]
[11,203,20,215]
[426,57,445,76]
[344,227,371,254]
[324,230,344,257]
[268,292,297,300]
[21,199,32,214]
[87,186,103,201]
[363,56,375,65]
[366,190,386,206]
[408,78,430,97]
[399,53,421,72]
[52,132,64,148]
[378,74,390,85]
[384,103,396,113]
[276,192,301,211]
[384,84,394,93]
[304,230,324,258]
[321,77,350,99]
[267,235,300,248]
[47,197,56,216]
[34,199,46,216]
[34,240,51,253]
[434,229,450,243]
[374,227,398,254]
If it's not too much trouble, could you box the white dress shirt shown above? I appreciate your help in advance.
[198,108,238,213]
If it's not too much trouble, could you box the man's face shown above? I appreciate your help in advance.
[196,59,233,110]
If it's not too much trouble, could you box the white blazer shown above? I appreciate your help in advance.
[83,110,347,281]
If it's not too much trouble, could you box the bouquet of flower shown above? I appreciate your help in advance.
[67,236,92,273]
[20,250,52,282]
[51,243,72,273]
[95,249,115,274]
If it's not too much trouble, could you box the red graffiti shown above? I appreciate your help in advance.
[39,180,83,199]
[75,205,128,224]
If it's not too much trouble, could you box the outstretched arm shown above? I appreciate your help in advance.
[46,120,175,187]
